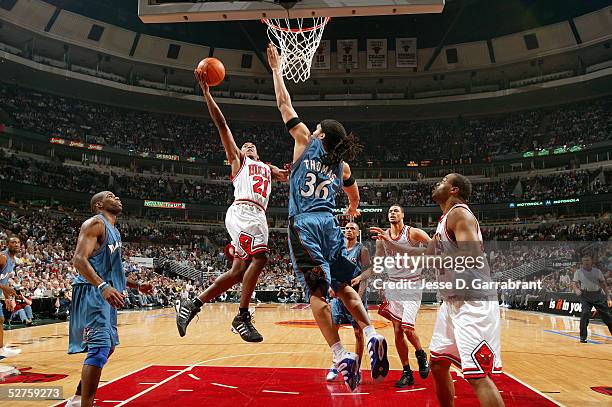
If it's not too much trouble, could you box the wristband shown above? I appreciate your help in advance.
[98,282,109,292]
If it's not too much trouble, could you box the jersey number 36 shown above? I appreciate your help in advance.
[300,172,331,199]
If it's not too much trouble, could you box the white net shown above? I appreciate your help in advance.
[263,17,330,83]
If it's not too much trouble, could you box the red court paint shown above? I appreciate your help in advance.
[57,365,559,406]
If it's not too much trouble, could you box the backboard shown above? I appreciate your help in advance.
[138,0,445,23]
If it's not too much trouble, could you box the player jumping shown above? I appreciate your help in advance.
[176,71,289,343]
[268,43,389,392]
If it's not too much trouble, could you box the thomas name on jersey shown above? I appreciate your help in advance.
[302,159,338,182]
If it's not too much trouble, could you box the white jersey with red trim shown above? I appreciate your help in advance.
[231,156,272,211]
[382,225,421,281]
[433,202,490,294]
[434,203,483,257]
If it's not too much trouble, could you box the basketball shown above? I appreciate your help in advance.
[195,57,225,86]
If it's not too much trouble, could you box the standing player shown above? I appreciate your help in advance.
[268,43,389,391]
[326,222,370,382]
[429,174,504,407]
[176,72,288,342]
[0,237,22,360]
[66,191,153,407]
[353,205,430,387]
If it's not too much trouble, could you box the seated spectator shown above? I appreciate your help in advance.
[33,283,46,297]
[12,287,34,326]
[53,289,71,320]
[277,288,289,303]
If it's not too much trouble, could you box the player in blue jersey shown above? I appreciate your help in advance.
[326,222,370,382]
[65,191,153,407]
[0,236,22,360]
[268,44,389,391]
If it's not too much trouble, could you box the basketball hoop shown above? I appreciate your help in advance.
[262,16,330,83]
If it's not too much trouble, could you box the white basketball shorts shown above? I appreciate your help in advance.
[378,297,421,329]
[429,299,502,378]
[225,202,269,260]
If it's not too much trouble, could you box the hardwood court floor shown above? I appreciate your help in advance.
[1,304,611,406]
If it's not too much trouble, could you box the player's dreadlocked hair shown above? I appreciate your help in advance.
[320,119,363,165]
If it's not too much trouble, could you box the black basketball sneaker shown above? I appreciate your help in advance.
[395,369,415,388]
[415,349,430,378]
[176,299,200,337]
[231,312,263,342]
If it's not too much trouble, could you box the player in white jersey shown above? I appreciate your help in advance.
[353,205,430,387]
[176,72,288,343]
[429,173,504,407]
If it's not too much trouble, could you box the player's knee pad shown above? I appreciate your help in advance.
[84,347,112,368]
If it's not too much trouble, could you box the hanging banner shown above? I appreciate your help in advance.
[396,38,417,67]
[367,39,387,69]
[337,39,358,70]
[312,40,330,70]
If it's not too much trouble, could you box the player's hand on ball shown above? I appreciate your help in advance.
[195,70,210,94]
[139,283,154,295]
[267,43,280,70]
[369,227,389,241]
[102,286,125,308]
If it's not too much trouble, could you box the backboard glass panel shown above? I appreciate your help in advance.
[138,1,445,23]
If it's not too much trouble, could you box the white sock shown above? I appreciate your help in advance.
[66,395,81,407]
[331,341,348,361]
[0,345,21,357]
[363,325,377,341]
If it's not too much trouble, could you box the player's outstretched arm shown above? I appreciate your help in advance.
[269,164,290,182]
[72,217,124,308]
[267,44,310,157]
[342,163,361,218]
[196,73,242,174]
[370,226,426,256]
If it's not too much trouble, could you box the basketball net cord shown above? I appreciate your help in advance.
[263,16,330,83]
